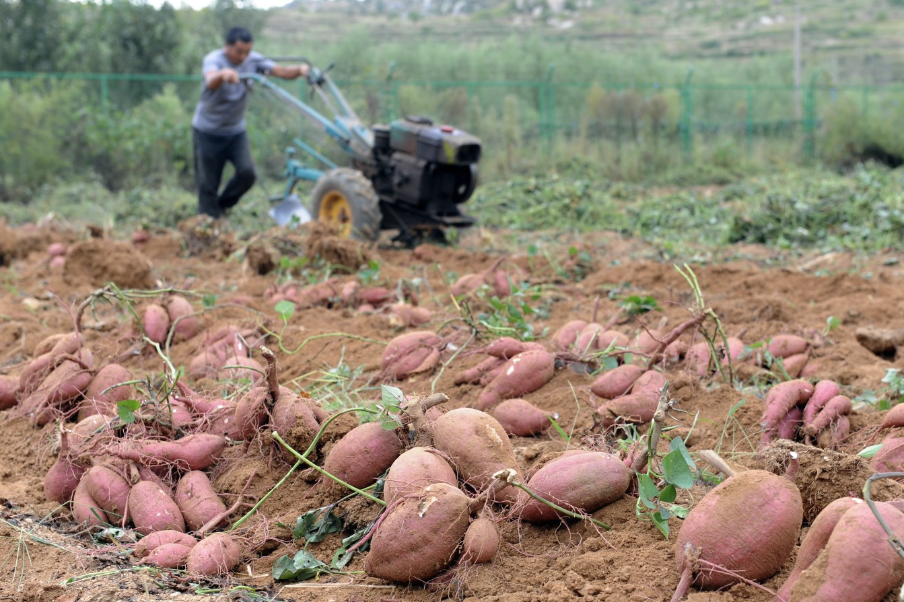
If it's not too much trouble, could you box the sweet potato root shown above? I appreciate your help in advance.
[476,349,555,411]
[760,379,815,443]
[72,478,108,527]
[492,398,552,437]
[113,434,227,471]
[0,375,18,410]
[186,533,242,576]
[382,331,442,380]
[128,481,186,535]
[166,295,199,342]
[768,334,809,359]
[142,304,170,345]
[322,422,403,490]
[383,446,458,506]
[461,516,499,564]
[134,530,198,558]
[454,356,505,386]
[880,403,904,430]
[598,393,658,428]
[142,543,193,568]
[44,432,86,503]
[79,364,133,420]
[802,381,842,428]
[801,395,851,437]
[175,471,228,532]
[83,465,132,519]
[590,365,644,400]
[870,437,904,472]
[552,320,587,351]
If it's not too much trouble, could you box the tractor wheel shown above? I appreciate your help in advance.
[310,168,382,242]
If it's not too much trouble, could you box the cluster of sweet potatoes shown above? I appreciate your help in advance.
[263,277,418,313]
[759,379,851,447]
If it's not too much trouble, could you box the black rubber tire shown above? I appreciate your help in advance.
[310,168,382,242]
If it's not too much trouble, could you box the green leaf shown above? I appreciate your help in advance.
[272,550,329,581]
[293,507,343,543]
[117,399,140,424]
[331,525,371,570]
[662,449,694,489]
[825,316,841,332]
[659,484,677,504]
[858,443,883,459]
[726,399,746,419]
[601,356,619,371]
[669,505,690,519]
[883,369,901,385]
[651,511,670,538]
[274,299,296,323]
[568,246,578,256]
[202,294,218,309]
[547,416,570,443]
[638,473,659,509]
[669,437,697,471]
[381,385,405,413]
[658,504,671,520]
[527,244,538,257]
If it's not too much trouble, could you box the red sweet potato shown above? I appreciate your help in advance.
[189,346,229,381]
[574,323,605,354]
[630,370,667,397]
[476,349,555,411]
[134,530,198,558]
[777,406,802,441]
[634,329,662,354]
[381,331,442,380]
[323,422,403,490]
[788,502,904,602]
[186,533,242,576]
[271,392,319,438]
[48,242,66,257]
[166,295,199,342]
[79,364,133,420]
[364,483,471,582]
[772,497,862,602]
[175,471,227,532]
[143,543,193,568]
[114,434,227,471]
[881,403,904,430]
[760,379,815,442]
[128,481,186,535]
[801,395,852,437]
[387,304,431,328]
[486,337,531,359]
[454,356,505,386]
[590,364,644,400]
[217,355,264,384]
[450,273,485,296]
[383,446,458,506]
[0,375,18,410]
[83,465,132,519]
[815,415,850,449]
[143,304,170,345]
[24,350,95,426]
[72,478,108,527]
[598,393,658,427]
[520,452,633,522]
[432,408,524,504]
[672,470,802,599]
[32,334,67,358]
[19,353,56,394]
[492,399,552,437]
[233,386,271,440]
[553,320,587,351]
[870,437,904,472]
[461,516,499,564]
[779,351,810,379]
[768,334,809,359]
[802,381,842,428]
[44,432,86,503]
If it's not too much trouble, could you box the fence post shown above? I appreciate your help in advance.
[680,66,695,164]
[746,86,753,155]
[101,74,109,116]
[803,71,818,161]
[544,63,556,152]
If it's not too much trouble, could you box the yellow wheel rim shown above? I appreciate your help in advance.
[318,191,353,238]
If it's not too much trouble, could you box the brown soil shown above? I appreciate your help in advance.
[1,223,904,602]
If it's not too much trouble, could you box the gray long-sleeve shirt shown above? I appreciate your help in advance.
[192,49,276,136]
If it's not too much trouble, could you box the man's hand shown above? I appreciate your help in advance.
[270,64,309,80]
[220,68,241,84]
[298,64,310,78]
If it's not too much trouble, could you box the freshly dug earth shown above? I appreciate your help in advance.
[2,222,904,602]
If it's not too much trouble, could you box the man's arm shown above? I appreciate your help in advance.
[269,64,310,80]
[204,68,241,91]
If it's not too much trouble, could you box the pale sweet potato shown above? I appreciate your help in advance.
[175,471,227,532]
[552,320,587,351]
[520,452,633,522]
[461,516,499,564]
[492,398,552,437]
[72,478,108,527]
[128,481,186,535]
[186,533,242,576]
[476,349,555,410]
[0,375,18,410]
[802,381,842,428]
[44,432,86,503]
[83,465,132,519]
[323,422,403,490]
[590,365,644,400]
[142,543,193,568]
[166,295,199,342]
[383,446,458,506]
[143,304,170,345]
[768,334,809,359]
[134,530,198,558]
[364,483,471,582]
[381,331,442,380]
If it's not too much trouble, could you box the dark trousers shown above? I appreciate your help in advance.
[192,128,257,218]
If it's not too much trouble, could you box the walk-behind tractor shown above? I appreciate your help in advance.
[243,65,482,244]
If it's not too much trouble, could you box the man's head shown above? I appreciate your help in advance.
[224,27,253,65]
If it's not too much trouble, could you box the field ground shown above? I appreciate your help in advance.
[0,199,902,601]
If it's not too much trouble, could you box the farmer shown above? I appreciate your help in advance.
[192,27,309,218]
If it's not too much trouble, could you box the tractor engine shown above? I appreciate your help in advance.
[369,116,481,231]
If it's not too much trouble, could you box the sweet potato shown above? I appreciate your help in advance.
[630,370,667,397]
[189,346,229,381]
[364,483,471,582]
[134,530,198,558]
[574,323,605,354]
[71,414,113,441]
[32,334,67,358]
[114,434,227,471]
[802,381,842,427]
[383,446,458,506]
[79,364,133,420]
[47,242,66,257]
[454,356,505,386]
[882,404,904,430]
[72,478,108,527]
[451,273,485,296]
[186,533,242,576]
[461,517,499,564]
[382,331,442,380]
[233,386,271,440]
[590,365,644,400]
[432,408,524,504]
[476,349,555,411]
[128,481,186,535]
[486,337,544,359]
[270,391,320,454]
[492,399,552,437]
[142,304,170,345]
[44,432,86,503]
[143,543,192,568]
[777,406,802,441]
[760,379,815,442]
[779,351,810,379]
[553,320,587,351]
[323,422,403,490]
[634,329,662,354]
[815,415,850,449]
[387,303,431,328]
[801,395,852,437]
[24,350,95,426]
[175,471,227,532]
[598,393,658,427]
[49,332,84,358]
[83,465,132,519]
[218,355,264,384]
[788,501,904,602]
[0,375,17,410]
[768,334,809,359]
[772,497,862,602]
[870,437,904,472]
[520,452,633,522]
[166,295,199,342]
[672,470,802,599]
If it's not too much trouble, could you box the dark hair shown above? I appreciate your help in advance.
[225,27,253,45]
